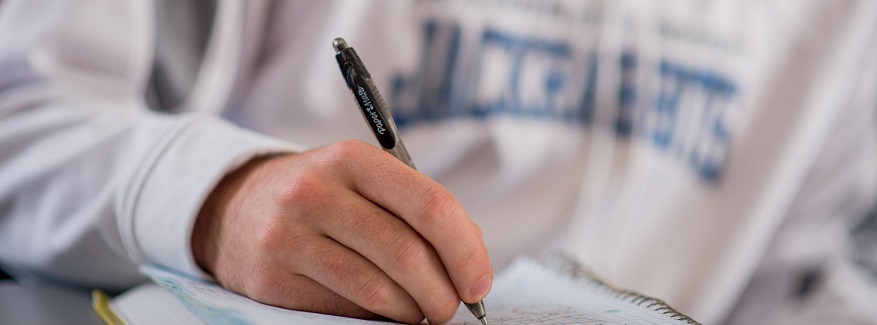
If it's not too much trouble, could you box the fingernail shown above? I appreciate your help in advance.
[469,274,491,300]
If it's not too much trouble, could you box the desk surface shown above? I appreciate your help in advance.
[0,281,101,325]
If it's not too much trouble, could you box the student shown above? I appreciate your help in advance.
[0,0,875,324]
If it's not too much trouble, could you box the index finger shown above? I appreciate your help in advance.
[322,140,493,304]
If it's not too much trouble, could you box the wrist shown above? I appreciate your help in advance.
[191,154,282,276]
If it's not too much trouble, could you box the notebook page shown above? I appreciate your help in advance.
[460,257,695,324]
[111,284,206,324]
[142,257,696,325]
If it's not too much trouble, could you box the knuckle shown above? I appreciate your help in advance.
[279,169,327,211]
[326,139,372,162]
[415,184,459,227]
[428,297,460,324]
[389,236,430,274]
[277,170,331,221]
[454,243,484,271]
[316,139,376,184]
[355,276,393,312]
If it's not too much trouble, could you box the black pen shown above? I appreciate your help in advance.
[332,37,489,325]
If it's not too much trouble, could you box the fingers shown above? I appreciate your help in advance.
[249,272,378,320]
[320,140,493,304]
[275,235,425,324]
[319,189,462,322]
[205,141,493,324]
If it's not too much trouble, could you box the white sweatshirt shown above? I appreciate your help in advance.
[0,0,875,323]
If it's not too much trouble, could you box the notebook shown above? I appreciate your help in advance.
[93,253,700,324]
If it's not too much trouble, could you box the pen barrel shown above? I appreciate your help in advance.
[362,77,416,170]
[334,41,416,170]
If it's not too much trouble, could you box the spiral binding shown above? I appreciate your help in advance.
[539,252,702,325]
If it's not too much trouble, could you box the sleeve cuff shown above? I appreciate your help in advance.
[125,113,303,279]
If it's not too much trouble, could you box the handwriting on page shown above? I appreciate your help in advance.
[444,257,691,325]
[448,303,679,325]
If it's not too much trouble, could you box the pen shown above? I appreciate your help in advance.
[333,37,489,325]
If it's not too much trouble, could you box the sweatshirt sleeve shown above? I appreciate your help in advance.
[0,0,296,290]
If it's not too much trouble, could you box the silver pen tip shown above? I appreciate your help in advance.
[480,318,489,325]
[465,301,487,325]
[332,38,349,53]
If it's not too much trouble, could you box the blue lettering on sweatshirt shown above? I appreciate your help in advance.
[391,20,738,182]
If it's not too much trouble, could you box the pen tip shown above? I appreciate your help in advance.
[480,318,489,325]
[465,301,488,325]
[332,38,348,52]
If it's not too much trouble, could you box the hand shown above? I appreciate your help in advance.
[191,140,493,324]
